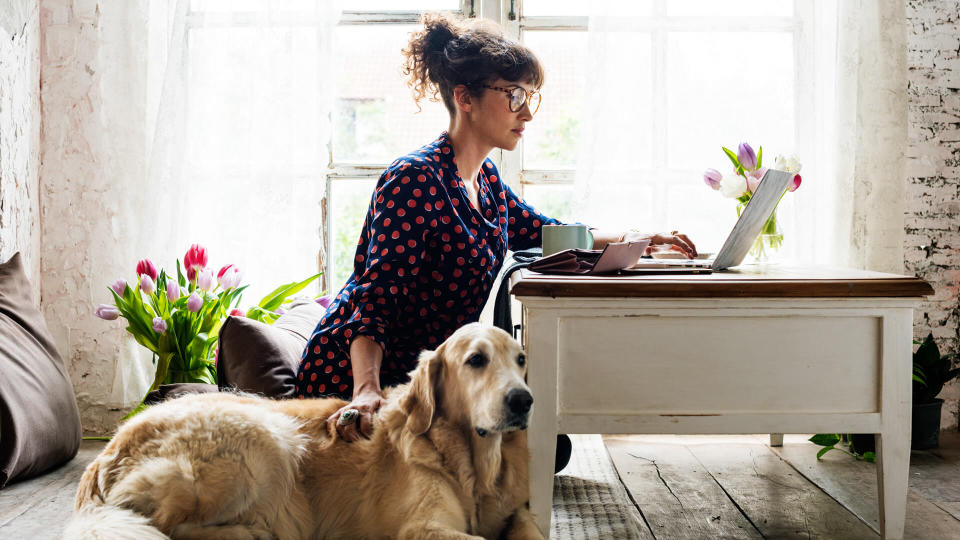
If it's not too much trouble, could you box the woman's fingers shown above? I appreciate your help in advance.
[358,412,375,439]
[675,233,697,255]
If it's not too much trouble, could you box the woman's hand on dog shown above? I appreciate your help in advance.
[329,389,384,442]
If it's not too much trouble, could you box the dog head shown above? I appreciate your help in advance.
[400,323,532,437]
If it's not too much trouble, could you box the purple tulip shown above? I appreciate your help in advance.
[140,274,156,295]
[111,279,127,296]
[196,268,215,291]
[94,304,120,320]
[229,308,246,317]
[316,295,334,309]
[737,142,757,170]
[187,292,203,312]
[152,317,168,334]
[166,280,180,302]
[703,168,722,190]
[788,174,802,192]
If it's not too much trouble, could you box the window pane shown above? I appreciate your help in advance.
[191,0,338,12]
[349,0,460,10]
[523,0,652,17]
[334,25,450,164]
[187,26,321,175]
[666,32,794,169]
[520,185,576,224]
[574,30,655,171]
[666,0,793,17]
[330,180,377,290]
[522,30,588,170]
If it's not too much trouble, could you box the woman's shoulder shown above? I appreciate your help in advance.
[382,140,448,185]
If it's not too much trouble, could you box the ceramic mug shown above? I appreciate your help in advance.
[542,224,594,256]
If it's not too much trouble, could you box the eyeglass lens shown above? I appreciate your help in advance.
[510,88,540,113]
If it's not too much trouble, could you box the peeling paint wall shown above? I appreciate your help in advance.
[906,0,960,431]
[39,0,151,435]
[0,0,42,296]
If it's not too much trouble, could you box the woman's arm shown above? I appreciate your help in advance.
[327,335,385,442]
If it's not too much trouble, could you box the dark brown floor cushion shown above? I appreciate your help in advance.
[0,253,82,488]
[216,300,328,399]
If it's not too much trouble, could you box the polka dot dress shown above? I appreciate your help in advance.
[296,131,562,398]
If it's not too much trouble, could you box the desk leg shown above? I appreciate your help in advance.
[525,311,558,537]
[876,430,910,539]
[769,433,784,447]
[876,313,912,540]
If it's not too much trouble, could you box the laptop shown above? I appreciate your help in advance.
[625,168,796,273]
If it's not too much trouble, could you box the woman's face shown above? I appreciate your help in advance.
[466,78,536,151]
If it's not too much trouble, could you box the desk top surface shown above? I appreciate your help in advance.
[509,265,934,298]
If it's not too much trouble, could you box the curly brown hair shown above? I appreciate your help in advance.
[401,12,545,116]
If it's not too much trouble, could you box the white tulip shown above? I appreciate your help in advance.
[774,154,802,174]
[720,173,748,198]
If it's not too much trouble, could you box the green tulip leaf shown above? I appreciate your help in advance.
[756,146,763,169]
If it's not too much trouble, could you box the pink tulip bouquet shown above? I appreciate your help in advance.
[94,244,322,403]
[703,142,803,260]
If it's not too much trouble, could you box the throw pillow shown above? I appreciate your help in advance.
[0,252,82,488]
[216,301,327,399]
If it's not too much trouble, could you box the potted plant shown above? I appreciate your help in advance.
[811,332,958,458]
[911,333,959,449]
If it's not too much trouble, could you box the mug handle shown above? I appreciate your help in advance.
[584,228,594,249]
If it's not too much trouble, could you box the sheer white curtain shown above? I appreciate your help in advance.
[573,0,906,272]
[143,0,342,301]
[107,0,342,406]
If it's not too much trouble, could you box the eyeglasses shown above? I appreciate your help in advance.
[481,84,541,115]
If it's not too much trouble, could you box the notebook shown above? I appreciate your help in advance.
[624,168,796,273]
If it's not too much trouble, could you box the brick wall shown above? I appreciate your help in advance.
[905,0,960,431]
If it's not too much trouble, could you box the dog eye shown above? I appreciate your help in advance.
[517,354,526,367]
[466,353,488,368]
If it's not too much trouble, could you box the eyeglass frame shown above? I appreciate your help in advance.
[479,84,541,115]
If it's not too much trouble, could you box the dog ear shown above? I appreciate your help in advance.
[400,345,444,435]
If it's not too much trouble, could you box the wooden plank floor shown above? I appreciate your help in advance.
[3,435,960,539]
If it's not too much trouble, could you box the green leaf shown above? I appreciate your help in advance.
[816,446,834,460]
[861,451,876,463]
[722,146,743,175]
[257,273,322,312]
[809,433,841,447]
[756,146,763,169]
[176,259,187,288]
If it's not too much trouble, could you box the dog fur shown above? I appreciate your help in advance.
[65,323,543,540]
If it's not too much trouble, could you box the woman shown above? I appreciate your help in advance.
[297,12,696,442]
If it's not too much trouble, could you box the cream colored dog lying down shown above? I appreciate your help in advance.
[65,323,542,540]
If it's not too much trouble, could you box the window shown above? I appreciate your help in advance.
[509,0,809,253]
[186,0,813,294]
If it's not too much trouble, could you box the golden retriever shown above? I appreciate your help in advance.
[64,323,543,540]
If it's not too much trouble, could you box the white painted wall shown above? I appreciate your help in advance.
[39,0,152,434]
[0,0,41,297]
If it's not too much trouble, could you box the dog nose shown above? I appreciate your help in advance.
[505,388,533,416]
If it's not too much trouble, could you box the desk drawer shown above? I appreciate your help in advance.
[554,315,881,415]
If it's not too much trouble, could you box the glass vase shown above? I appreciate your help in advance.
[737,202,783,264]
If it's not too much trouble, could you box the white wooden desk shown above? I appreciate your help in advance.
[510,266,933,539]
